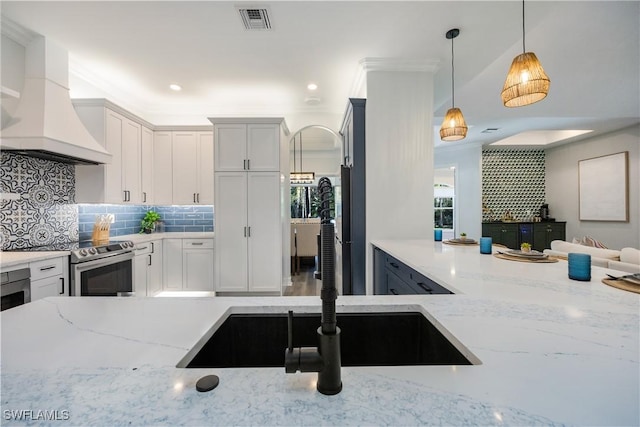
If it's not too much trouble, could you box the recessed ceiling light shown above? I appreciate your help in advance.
[169,84,182,91]
[490,130,593,146]
[307,83,318,91]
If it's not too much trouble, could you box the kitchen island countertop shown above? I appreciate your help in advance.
[1,239,638,426]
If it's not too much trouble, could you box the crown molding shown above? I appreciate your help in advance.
[0,16,37,46]
[349,57,441,99]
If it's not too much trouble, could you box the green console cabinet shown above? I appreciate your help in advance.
[481,223,519,249]
[533,222,566,252]
[481,222,566,251]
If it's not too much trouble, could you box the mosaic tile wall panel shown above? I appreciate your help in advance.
[0,152,78,250]
[78,204,214,240]
[482,149,546,222]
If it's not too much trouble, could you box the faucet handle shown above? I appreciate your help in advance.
[287,310,294,353]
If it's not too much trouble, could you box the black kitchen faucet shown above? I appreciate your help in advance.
[284,177,342,395]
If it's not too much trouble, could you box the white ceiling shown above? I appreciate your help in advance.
[1,1,638,149]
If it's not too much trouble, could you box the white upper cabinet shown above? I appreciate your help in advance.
[247,124,280,171]
[152,131,174,205]
[140,126,154,204]
[214,124,247,172]
[172,132,199,204]
[197,132,215,204]
[214,123,279,172]
[74,101,143,204]
[171,131,213,205]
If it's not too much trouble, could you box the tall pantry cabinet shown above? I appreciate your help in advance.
[210,118,289,294]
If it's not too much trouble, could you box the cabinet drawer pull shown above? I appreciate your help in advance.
[196,193,200,203]
[389,288,399,295]
[389,262,400,269]
[243,159,247,170]
[40,265,56,271]
[150,242,154,253]
[191,242,204,246]
[137,246,148,251]
[59,278,65,295]
[244,226,247,237]
[193,193,197,203]
[143,192,147,203]
[148,254,152,266]
[416,282,433,293]
[247,226,251,237]
[247,159,250,170]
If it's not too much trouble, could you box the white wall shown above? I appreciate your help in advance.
[435,145,482,239]
[366,69,434,293]
[546,124,640,249]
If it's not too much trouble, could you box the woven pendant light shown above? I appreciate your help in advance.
[501,0,550,107]
[440,28,468,141]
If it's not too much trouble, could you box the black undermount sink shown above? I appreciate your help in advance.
[181,312,475,368]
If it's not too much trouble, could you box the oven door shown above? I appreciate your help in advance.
[1,269,31,311]
[70,252,134,296]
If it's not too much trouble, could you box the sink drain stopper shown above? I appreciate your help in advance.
[196,374,220,392]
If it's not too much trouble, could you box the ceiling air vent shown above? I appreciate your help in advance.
[237,6,272,30]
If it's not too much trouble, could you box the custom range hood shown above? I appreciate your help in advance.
[1,36,111,165]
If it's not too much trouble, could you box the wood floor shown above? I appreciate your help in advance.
[283,257,321,296]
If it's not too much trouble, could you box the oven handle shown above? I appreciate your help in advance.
[72,251,135,272]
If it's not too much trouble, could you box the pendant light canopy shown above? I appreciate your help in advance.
[440,28,468,142]
[501,0,550,107]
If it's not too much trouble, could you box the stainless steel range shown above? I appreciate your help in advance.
[69,240,135,296]
[11,240,135,296]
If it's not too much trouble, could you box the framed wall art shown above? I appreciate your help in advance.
[578,151,629,221]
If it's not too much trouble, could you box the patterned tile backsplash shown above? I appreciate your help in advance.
[1,152,78,250]
[482,149,546,222]
[78,204,214,241]
[1,152,214,249]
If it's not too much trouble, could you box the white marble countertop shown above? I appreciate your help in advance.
[0,251,70,270]
[1,240,638,426]
[0,233,214,269]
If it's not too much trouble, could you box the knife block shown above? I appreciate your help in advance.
[92,224,110,243]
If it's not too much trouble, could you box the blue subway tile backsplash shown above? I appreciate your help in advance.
[78,204,214,241]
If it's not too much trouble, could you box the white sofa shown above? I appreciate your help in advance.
[608,247,640,273]
[543,240,640,273]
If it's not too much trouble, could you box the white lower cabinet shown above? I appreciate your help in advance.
[134,240,163,296]
[162,238,214,291]
[183,239,214,291]
[30,256,68,301]
[162,239,183,290]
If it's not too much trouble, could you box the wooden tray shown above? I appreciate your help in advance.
[601,278,640,294]
[443,239,478,246]
[493,253,558,263]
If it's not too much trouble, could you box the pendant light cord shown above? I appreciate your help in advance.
[451,35,455,108]
[522,0,526,53]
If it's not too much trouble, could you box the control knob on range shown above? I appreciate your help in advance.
[79,249,88,257]
[88,247,97,255]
